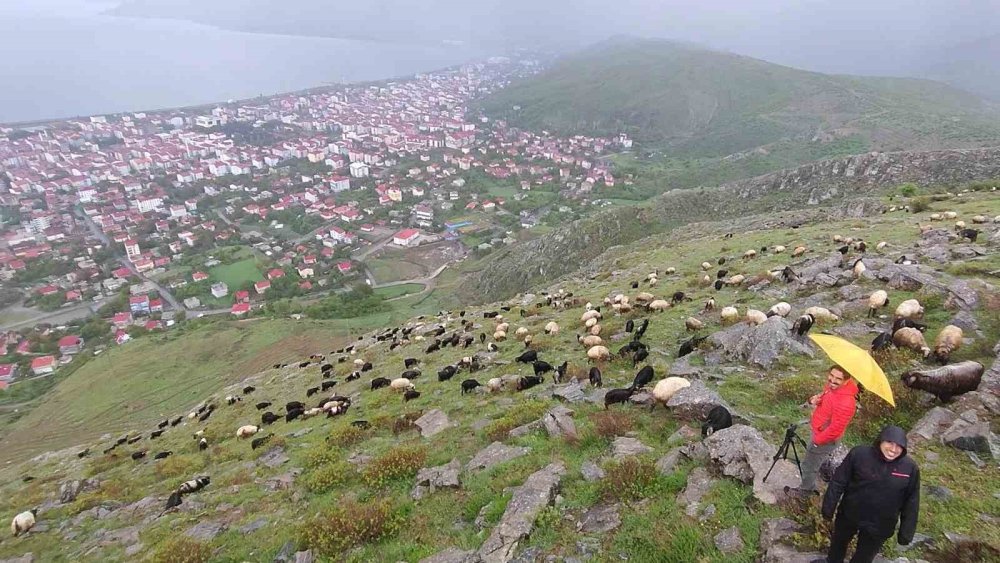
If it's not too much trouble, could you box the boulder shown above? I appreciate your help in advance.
[708,316,814,369]
[924,485,953,501]
[580,461,605,482]
[239,518,269,535]
[655,449,684,475]
[59,479,98,504]
[759,517,803,553]
[294,551,315,563]
[467,442,530,472]
[703,424,798,504]
[419,548,476,563]
[908,407,957,444]
[677,467,716,516]
[763,544,827,563]
[258,447,289,468]
[541,406,577,440]
[667,425,700,445]
[551,380,586,403]
[577,503,621,534]
[477,463,566,563]
[941,420,999,459]
[714,526,745,554]
[0,555,35,563]
[415,409,453,438]
[680,441,710,463]
[876,264,980,310]
[508,420,542,438]
[184,521,226,541]
[412,459,462,500]
[819,443,851,483]
[264,469,301,492]
[627,391,654,406]
[667,380,732,421]
[611,436,652,460]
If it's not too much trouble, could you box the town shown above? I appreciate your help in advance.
[0,57,634,390]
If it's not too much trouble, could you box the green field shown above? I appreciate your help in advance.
[373,283,426,299]
[209,257,262,290]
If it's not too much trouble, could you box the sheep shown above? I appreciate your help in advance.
[487,377,504,392]
[242,385,255,395]
[517,375,543,391]
[958,228,980,242]
[225,395,241,405]
[876,241,888,252]
[403,389,421,402]
[584,317,599,329]
[401,369,422,380]
[261,411,279,425]
[930,213,942,221]
[515,327,530,341]
[792,246,807,257]
[743,249,758,260]
[678,335,707,358]
[390,378,414,392]
[701,274,712,286]
[893,327,931,358]
[321,380,337,391]
[533,361,554,377]
[804,306,839,322]
[871,332,893,352]
[544,321,559,335]
[236,425,260,439]
[631,365,654,390]
[588,323,602,336]
[302,407,324,419]
[650,377,690,410]
[150,430,165,439]
[704,297,716,312]
[578,334,604,348]
[894,299,924,320]
[868,290,889,318]
[306,386,320,397]
[371,377,391,390]
[665,267,676,274]
[437,365,457,381]
[496,322,510,333]
[745,309,768,326]
[726,274,746,286]
[634,318,650,340]
[589,367,603,388]
[131,451,147,460]
[932,325,964,364]
[901,361,984,402]
[943,211,958,220]
[852,258,866,278]
[720,306,739,324]
[285,401,305,412]
[971,215,988,224]
[165,476,211,510]
[587,345,611,362]
[955,220,967,230]
[10,509,37,537]
[684,317,704,331]
[251,434,273,450]
[604,388,635,409]
[154,451,173,460]
[701,406,733,437]
[285,409,305,422]
[170,416,183,427]
[701,261,712,271]
[516,350,538,363]
[581,310,601,324]
[460,379,481,394]
[766,302,791,318]
[198,438,208,450]
[791,313,815,338]
[774,245,786,254]
[648,299,671,312]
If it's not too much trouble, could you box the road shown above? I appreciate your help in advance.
[76,209,187,312]
[0,301,103,331]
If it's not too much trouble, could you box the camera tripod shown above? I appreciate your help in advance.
[763,424,809,483]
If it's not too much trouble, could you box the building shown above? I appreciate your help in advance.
[136,195,163,213]
[129,295,150,314]
[336,261,353,274]
[113,311,133,329]
[123,239,141,260]
[393,228,421,247]
[349,162,370,178]
[31,355,57,376]
[254,280,271,294]
[211,282,229,298]
[0,363,17,382]
[234,290,250,303]
[231,303,251,316]
[58,335,84,355]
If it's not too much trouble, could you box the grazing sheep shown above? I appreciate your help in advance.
[791,313,815,338]
[403,389,421,402]
[766,302,791,318]
[251,434,273,450]
[285,409,305,422]
[714,279,725,291]
[901,361,984,402]
[852,259,866,278]
[242,386,255,395]
[944,211,958,220]
[460,379,481,394]
[701,274,712,286]
[650,377,690,410]
[671,291,687,305]
[131,451,147,460]
[665,267,676,274]
[158,419,169,429]
[649,299,671,312]
[702,406,733,437]
[774,245,786,254]
[487,377,504,392]
[895,299,925,320]
[321,380,337,391]
[589,367,603,388]
[285,401,305,412]
[150,430,165,439]
[804,306,839,322]
[236,425,260,439]
[225,395,241,405]
[704,297,716,312]
[517,375,543,391]
[893,327,931,358]
[634,318,650,340]
[404,357,420,369]
[726,274,746,286]
[631,365,654,390]
[170,416,183,427]
[361,362,374,372]
[532,361,554,377]
[685,317,704,331]
[401,369,421,379]
[588,323,602,336]
[165,476,210,510]
[868,290,889,318]
[701,261,712,271]
[972,215,988,224]
[745,309,768,326]
[10,509,37,537]
[346,371,361,382]
[544,321,559,335]
[371,377,391,390]
[871,332,893,352]
[390,378,414,392]
[578,334,604,348]
[198,438,208,450]
[587,345,611,362]
[261,411,279,425]
[792,246,807,257]
[306,387,320,397]
[302,407,324,419]
[720,306,739,324]
[743,249,758,260]
[932,325,964,364]
[154,451,173,460]
[892,317,927,334]
[437,365,457,381]
[957,228,980,242]
[876,241,888,251]
[604,388,635,409]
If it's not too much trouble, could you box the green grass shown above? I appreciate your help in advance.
[367,256,428,285]
[209,257,262,290]
[373,283,426,299]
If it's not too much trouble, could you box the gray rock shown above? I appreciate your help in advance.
[239,517,269,534]
[419,548,476,563]
[908,407,957,444]
[763,544,827,563]
[265,469,301,492]
[627,391,654,406]
[708,316,814,369]
[819,443,851,483]
[416,409,453,438]
[941,420,999,458]
[294,550,315,563]
[677,467,716,511]
[273,540,297,563]
[552,380,586,403]
[668,356,704,378]
[577,503,621,533]
[899,533,934,552]
[477,462,566,563]
[667,425,700,445]
[924,485,953,501]
[258,446,290,468]
[698,504,716,522]
[412,459,462,500]
[184,521,226,541]
[877,264,980,310]
[59,479,98,504]
[0,554,34,563]
[508,419,542,438]
[759,517,803,553]
[704,424,798,505]
[948,310,980,334]
[467,442,530,472]
[125,543,144,557]
[714,526,745,554]
[541,405,577,440]
[580,461,605,482]
[680,441,710,463]
[656,449,684,475]
[666,380,732,420]
[287,428,312,439]
[611,436,652,460]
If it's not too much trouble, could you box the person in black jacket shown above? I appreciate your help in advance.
[821,425,920,563]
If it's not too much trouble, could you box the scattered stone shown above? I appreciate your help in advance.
[627,391,654,406]
[908,407,957,444]
[419,548,476,563]
[668,356,704,378]
[59,479,98,504]
[941,419,999,459]
[258,447,290,468]
[294,550,315,563]
[467,442,530,472]
[577,503,621,533]
[698,504,716,522]
[899,533,934,552]
[680,441,710,463]
[759,517,803,553]
[412,459,462,500]
[415,409,453,438]
[184,521,226,541]
[924,485,953,501]
[477,463,566,563]
[0,554,34,563]
[508,420,543,438]
[763,544,827,563]
[472,419,492,432]
[287,428,312,439]
[677,467,716,515]
[541,405,577,439]
[707,316,814,369]
[346,452,372,468]
[611,436,652,460]
[655,449,684,475]
[125,543,144,557]
[667,425,700,445]
[667,380,733,421]
[714,526,745,554]
[239,518,269,535]
[475,502,493,531]
[704,424,798,504]
[580,461,605,482]
[273,540,297,563]
[551,380,586,403]
[265,469,301,492]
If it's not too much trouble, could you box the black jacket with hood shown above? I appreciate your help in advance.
[821,425,920,543]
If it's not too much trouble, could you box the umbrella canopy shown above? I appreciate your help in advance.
[809,333,895,407]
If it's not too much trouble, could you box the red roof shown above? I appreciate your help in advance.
[37,285,59,296]
[394,228,419,240]
[192,271,209,282]
[113,267,131,278]
[267,268,285,280]
[336,261,353,273]
[58,335,81,347]
[0,364,15,378]
[31,355,56,369]
[234,290,250,302]
[231,303,251,315]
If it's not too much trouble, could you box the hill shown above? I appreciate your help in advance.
[478,38,1000,157]
[0,189,997,561]
[920,34,1000,102]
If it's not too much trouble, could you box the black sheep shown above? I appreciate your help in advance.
[371,377,391,390]
[285,408,305,422]
[554,361,568,384]
[158,419,169,429]
[791,313,815,338]
[480,333,487,344]
[671,291,686,305]
[632,348,649,367]
[346,371,361,382]
[461,379,481,394]
[716,269,728,280]
[103,445,118,455]
[150,430,164,439]
[517,375,543,391]
[403,389,421,402]
[604,388,635,409]
[404,357,420,369]
[631,365,654,390]
[255,401,272,410]
[463,336,474,348]
[127,435,142,444]
[483,311,498,318]
[351,420,371,429]
[781,266,797,283]
[891,317,927,334]
[516,350,538,363]
[401,369,421,379]
[77,449,90,458]
[425,342,440,354]
[251,434,273,450]
[634,319,650,340]
[131,451,147,460]
[589,367,603,388]
[321,380,337,391]
[361,362,373,372]
[243,386,255,394]
[678,335,707,358]
[958,228,980,242]
[261,412,279,425]
[631,281,639,289]
[870,332,893,352]
[713,279,724,291]
[116,436,128,446]
[437,365,457,382]
[170,416,183,427]
[625,319,634,333]
[285,401,305,412]
[532,361,553,377]
[198,438,208,450]
[701,406,733,437]
[306,387,320,397]
[165,476,210,510]
[154,451,172,460]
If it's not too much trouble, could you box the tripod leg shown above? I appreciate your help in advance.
[763,437,791,483]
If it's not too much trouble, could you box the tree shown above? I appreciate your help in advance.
[80,318,111,341]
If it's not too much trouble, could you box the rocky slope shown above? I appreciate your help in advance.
[0,191,998,562]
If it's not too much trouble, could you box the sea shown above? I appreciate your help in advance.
[0,0,478,123]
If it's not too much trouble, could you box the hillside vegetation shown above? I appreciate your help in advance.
[0,190,997,562]
[479,38,1000,158]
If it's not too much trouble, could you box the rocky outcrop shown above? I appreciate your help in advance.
[714,526,745,554]
[541,406,577,439]
[703,425,798,504]
[940,410,999,459]
[577,503,621,534]
[467,442,530,472]
[611,436,652,460]
[415,409,453,438]
[908,407,957,444]
[707,316,814,369]
[412,459,462,500]
[477,463,566,563]
[666,380,732,420]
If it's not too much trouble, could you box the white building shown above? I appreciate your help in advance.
[136,195,163,213]
[211,282,229,298]
[349,162,370,178]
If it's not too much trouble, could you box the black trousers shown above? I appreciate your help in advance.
[826,516,887,563]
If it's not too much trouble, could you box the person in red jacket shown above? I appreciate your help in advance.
[794,364,859,493]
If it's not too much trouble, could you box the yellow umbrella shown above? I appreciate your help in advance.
[809,333,895,407]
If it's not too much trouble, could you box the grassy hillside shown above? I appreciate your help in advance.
[0,191,997,561]
[479,38,1000,158]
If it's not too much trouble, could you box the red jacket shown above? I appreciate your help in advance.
[810,378,859,445]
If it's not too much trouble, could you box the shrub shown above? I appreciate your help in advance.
[151,537,213,563]
[589,410,635,438]
[897,182,918,197]
[303,449,339,470]
[849,377,923,442]
[909,197,931,213]
[298,499,400,556]
[303,461,353,494]
[600,457,658,501]
[768,373,818,404]
[326,425,368,448]
[154,454,206,480]
[483,400,549,441]
[361,446,426,488]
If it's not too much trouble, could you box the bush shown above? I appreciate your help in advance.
[327,425,368,448]
[909,197,931,213]
[483,400,549,441]
[600,457,658,501]
[303,449,340,470]
[897,182,918,197]
[361,446,426,488]
[303,461,353,494]
[298,499,400,556]
[151,537,213,563]
[154,454,206,480]
[590,410,635,438]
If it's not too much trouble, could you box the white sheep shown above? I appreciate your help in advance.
[894,299,924,320]
[665,267,676,274]
[774,245,786,254]
[585,317,599,328]
[515,327,530,340]
[495,322,510,333]
[302,407,324,419]
[726,274,746,286]
[578,334,604,348]
[493,330,507,342]
[588,323,602,336]
[853,259,867,278]
[544,321,559,335]
[944,211,958,220]
[581,310,601,323]
[792,246,807,257]
[635,292,655,305]
[766,302,791,318]
[743,249,758,260]
[390,378,415,391]
[685,317,704,331]
[745,309,768,326]
[10,509,36,537]
[487,377,504,392]
[971,215,987,224]
[720,306,739,324]
[701,261,712,271]
[933,325,963,363]
[868,290,889,317]
[876,241,888,251]
[893,327,930,357]
[649,299,671,311]
[236,425,260,439]
[587,345,611,361]
[804,306,839,322]
[651,377,691,409]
